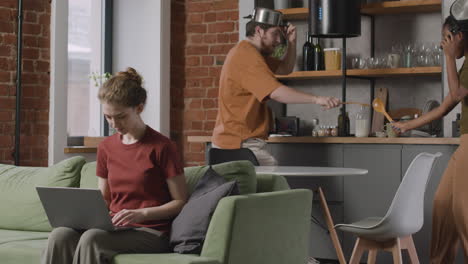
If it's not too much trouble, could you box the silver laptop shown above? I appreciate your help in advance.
[36,187,132,231]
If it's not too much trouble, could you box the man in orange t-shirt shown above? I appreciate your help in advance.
[212,8,341,165]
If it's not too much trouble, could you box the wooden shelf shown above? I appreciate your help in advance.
[278,0,441,20]
[361,0,441,15]
[348,66,442,77]
[64,146,97,154]
[276,70,343,80]
[276,67,441,80]
[278,8,308,20]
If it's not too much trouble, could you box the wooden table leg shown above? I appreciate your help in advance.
[318,187,347,264]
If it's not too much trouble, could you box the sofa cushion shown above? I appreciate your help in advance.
[0,240,222,264]
[0,156,86,231]
[80,161,99,189]
[114,253,221,264]
[0,239,48,264]
[0,229,49,245]
[184,160,256,195]
[171,167,239,254]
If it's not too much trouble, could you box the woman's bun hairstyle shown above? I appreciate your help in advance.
[98,67,147,107]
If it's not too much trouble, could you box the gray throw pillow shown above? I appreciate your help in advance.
[170,166,238,254]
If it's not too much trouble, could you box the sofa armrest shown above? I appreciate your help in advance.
[200,189,312,264]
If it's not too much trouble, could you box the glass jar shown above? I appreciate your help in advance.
[317,126,326,137]
[355,106,370,137]
[325,126,331,137]
[331,126,338,137]
[312,129,319,137]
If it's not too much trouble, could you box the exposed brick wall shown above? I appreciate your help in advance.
[171,0,239,167]
[0,0,50,166]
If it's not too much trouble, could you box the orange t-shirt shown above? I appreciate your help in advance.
[212,40,283,149]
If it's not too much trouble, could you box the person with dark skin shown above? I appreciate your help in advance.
[393,15,468,263]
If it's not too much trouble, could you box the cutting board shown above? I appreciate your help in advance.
[371,87,388,134]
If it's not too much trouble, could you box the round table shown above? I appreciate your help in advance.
[255,166,368,177]
[254,165,368,264]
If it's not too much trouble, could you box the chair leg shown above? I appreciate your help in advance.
[318,187,346,264]
[367,249,377,264]
[391,238,403,264]
[349,238,366,264]
[404,236,420,264]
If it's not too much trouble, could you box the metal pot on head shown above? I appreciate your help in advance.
[243,8,289,58]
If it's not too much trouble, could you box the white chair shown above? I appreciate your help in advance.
[335,152,442,264]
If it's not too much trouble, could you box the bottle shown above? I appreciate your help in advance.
[355,106,370,137]
[338,108,350,137]
[313,38,325,71]
[452,113,461,137]
[302,32,314,71]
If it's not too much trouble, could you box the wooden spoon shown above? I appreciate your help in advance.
[341,101,371,107]
[372,98,394,122]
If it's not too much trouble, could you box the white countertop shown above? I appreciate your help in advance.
[255,166,368,177]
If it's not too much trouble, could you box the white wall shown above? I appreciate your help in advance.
[49,0,69,165]
[239,1,255,41]
[113,0,171,136]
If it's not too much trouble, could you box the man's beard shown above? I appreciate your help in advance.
[260,37,276,56]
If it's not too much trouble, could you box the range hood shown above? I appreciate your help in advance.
[309,0,361,38]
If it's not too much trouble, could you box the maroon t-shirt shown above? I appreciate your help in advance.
[96,126,183,233]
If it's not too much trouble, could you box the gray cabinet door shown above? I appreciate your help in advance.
[343,144,402,263]
[268,143,345,260]
[268,143,344,202]
[268,143,343,167]
[401,145,461,264]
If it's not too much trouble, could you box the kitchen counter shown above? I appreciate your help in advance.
[64,136,460,154]
[188,136,460,145]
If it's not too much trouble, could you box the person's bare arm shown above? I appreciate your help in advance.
[112,174,188,226]
[393,93,459,133]
[270,85,341,109]
[442,32,468,101]
[275,24,297,75]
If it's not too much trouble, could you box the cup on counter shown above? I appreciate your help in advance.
[385,123,399,138]
[387,53,401,68]
[324,48,342,70]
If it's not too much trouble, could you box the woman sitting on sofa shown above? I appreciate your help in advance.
[41,67,188,264]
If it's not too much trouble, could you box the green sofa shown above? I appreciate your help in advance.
[0,156,312,264]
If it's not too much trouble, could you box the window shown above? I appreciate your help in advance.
[67,0,105,137]
[50,0,169,165]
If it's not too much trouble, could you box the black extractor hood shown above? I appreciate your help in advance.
[309,0,361,38]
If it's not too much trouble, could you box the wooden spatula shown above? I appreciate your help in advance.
[372,98,394,122]
[341,101,371,107]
